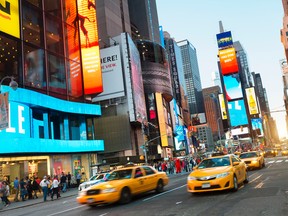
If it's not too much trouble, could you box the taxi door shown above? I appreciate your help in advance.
[134,167,147,194]
[232,156,245,183]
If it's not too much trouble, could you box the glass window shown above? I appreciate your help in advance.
[47,53,66,94]
[69,115,80,140]
[44,0,61,17]
[0,35,20,83]
[24,45,46,89]
[45,15,64,55]
[24,0,42,8]
[22,3,44,47]
[143,166,156,175]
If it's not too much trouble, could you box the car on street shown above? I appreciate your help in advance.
[187,154,248,194]
[78,173,107,191]
[77,165,169,206]
[239,151,265,170]
[281,146,288,156]
[263,148,277,157]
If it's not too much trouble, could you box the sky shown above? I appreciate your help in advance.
[156,0,287,139]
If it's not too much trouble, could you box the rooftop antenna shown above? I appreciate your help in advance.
[219,21,224,33]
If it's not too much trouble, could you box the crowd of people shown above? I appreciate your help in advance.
[0,171,79,208]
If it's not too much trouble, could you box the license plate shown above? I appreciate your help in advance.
[87,198,94,204]
[202,183,210,188]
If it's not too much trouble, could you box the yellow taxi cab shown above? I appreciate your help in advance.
[77,165,169,206]
[187,154,248,194]
[239,151,265,170]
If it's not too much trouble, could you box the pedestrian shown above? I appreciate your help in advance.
[1,181,11,207]
[13,177,20,202]
[39,176,50,202]
[19,178,27,201]
[60,172,67,193]
[67,172,71,189]
[76,172,81,187]
[51,175,60,200]
[32,177,40,198]
[26,178,33,199]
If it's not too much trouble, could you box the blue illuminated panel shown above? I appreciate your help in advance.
[228,100,248,127]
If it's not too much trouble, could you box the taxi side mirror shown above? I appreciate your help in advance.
[233,161,240,166]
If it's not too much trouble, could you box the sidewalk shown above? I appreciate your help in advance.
[0,187,79,212]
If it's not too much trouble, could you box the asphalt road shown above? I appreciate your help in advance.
[3,156,288,216]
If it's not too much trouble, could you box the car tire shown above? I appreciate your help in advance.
[232,176,238,192]
[155,179,164,193]
[119,187,131,204]
[243,172,249,184]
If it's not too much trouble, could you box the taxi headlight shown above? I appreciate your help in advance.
[187,176,197,181]
[102,188,117,193]
[215,172,229,178]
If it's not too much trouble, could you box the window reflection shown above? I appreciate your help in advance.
[47,53,66,94]
[22,3,43,47]
[44,0,61,17]
[24,0,42,8]
[0,36,20,82]
[24,45,46,89]
[45,15,64,55]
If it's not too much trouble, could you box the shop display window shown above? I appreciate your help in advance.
[44,0,62,18]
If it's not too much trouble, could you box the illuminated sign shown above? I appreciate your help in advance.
[0,0,20,38]
[156,93,169,147]
[251,118,264,136]
[77,0,103,95]
[223,74,243,101]
[219,47,238,75]
[65,0,82,97]
[0,92,9,130]
[216,31,233,49]
[218,94,227,120]
[245,87,259,115]
[228,99,248,127]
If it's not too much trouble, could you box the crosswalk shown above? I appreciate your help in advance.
[266,159,288,164]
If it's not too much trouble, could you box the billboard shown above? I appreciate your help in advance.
[228,99,248,127]
[223,73,243,101]
[77,0,103,95]
[64,0,82,97]
[218,94,227,120]
[0,0,20,38]
[216,31,233,49]
[0,93,9,130]
[251,118,264,136]
[219,47,239,75]
[245,87,259,115]
[92,45,125,101]
[156,93,169,147]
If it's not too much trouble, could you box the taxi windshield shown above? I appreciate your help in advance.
[104,169,132,180]
[198,157,230,169]
[239,152,258,159]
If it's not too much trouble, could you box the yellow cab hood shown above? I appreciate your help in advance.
[191,166,232,177]
[241,157,258,162]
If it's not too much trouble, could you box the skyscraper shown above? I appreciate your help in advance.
[178,39,205,121]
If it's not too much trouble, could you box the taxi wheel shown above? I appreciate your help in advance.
[232,176,238,192]
[119,187,131,204]
[155,180,164,193]
[243,172,249,184]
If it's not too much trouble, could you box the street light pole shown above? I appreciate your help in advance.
[0,76,18,93]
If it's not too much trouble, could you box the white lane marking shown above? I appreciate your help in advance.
[143,184,186,202]
[255,182,264,189]
[176,201,182,205]
[46,205,85,216]
[99,213,109,216]
[249,174,263,183]
[267,161,275,164]
[276,160,283,163]
[285,160,288,162]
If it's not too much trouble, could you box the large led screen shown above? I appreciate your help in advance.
[245,87,259,115]
[219,48,239,75]
[223,74,243,101]
[0,0,20,38]
[216,31,233,49]
[251,118,264,136]
[228,99,248,127]
[65,0,82,97]
[77,0,103,95]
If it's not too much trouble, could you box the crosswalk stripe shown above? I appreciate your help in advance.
[267,161,275,164]
[276,160,283,163]
[285,160,288,162]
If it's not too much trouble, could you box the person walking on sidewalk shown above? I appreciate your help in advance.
[1,181,11,207]
[51,175,60,201]
[13,177,20,202]
[60,172,67,193]
[40,176,50,202]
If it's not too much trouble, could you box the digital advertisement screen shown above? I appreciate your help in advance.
[216,31,233,49]
[77,0,103,95]
[219,47,239,75]
[228,99,248,127]
[251,118,264,136]
[223,73,243,101]
[0,0,20,38]
[245,87,259,115]
[218,94,227,120]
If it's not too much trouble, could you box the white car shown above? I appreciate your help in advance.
[78,173,106,191]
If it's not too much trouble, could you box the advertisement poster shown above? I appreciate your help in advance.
[216,31,233,49]
[245,87,259,115]
[223,74,243,101]
[219,48,239,75]
[0,0,20,38]
[0,93,9,130]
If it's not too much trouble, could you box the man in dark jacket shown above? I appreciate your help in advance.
[60,172,67,193]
